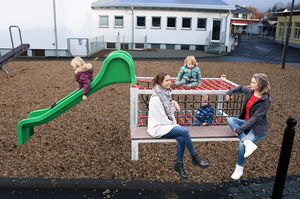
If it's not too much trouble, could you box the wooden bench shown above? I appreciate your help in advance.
[130,125,238,160]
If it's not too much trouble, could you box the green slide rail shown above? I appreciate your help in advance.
[17,50,136,145]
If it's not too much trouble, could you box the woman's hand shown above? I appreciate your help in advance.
[225,95,233,101]
[173,100,180,112]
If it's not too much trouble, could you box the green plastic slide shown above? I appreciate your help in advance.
[17,50,136,145]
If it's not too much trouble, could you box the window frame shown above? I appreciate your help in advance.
[151,16,161,29]
[233,13,239,18]
[278,22,284,37]
[182,17,192,30]
[196,18,207,31]
[293,23,300,40]
[114,15,124,28]
[136,16,146,29]
[166,17,177,29]
[99,15,109,28]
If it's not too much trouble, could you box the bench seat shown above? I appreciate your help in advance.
[130,126,238,160]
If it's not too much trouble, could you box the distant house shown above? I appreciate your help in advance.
[275,10,300,49]
[245,22,263,35]
[90,0,235,54]
[230,5,260,34]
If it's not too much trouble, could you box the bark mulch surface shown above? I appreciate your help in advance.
[0,60,299,183]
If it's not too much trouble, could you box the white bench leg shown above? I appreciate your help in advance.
[131,140,139,161]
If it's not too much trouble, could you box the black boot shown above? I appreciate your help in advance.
[173,161,188,180]
[192,154,209,168]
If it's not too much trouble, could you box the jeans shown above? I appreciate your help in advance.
[162,126,197,162]
[176,79,199,88]
[227,117,267,166]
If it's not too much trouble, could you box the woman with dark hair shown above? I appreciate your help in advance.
[226,73,271,180]
[147,72,209,180]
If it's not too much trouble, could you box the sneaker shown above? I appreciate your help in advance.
[244,140,257,158]
[231,164,244,180]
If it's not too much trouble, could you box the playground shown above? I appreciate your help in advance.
[0,55,299,184]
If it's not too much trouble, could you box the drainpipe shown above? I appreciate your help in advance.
[131,6,134,50]
[53,0,58,57]
[225,10,231,52]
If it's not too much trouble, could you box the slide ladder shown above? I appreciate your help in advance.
[0,26,30,76]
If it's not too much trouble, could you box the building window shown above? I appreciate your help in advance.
[137,16,146,28]
[293,22,300,39]
[279,22,284,37]
[32,49,45,56]
[182,18,191,29]
[242,14,247,19]
[196,45,204,50]
[152,17,161,28]
[166,44,175,49]
[233,13,239,18]
[167,17,176,29]
[181,45,190,50]
[99,15,108,27]
[197,18,207,30]
[135,43,144,49]
[151,44,160,49]
[121,43,129,49]
[107,43,116,49]
[114,16,123,27]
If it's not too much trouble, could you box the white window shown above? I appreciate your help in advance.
[197,18,207,30]
[279,22,284,37]
[114,16,123,27]
[182,18,191,29]
[152,17,161,28]
[99,15,108,27]
[233,13,239,18]
[136,16,146,28]
[167,17,176,29]
[293,22,300,39]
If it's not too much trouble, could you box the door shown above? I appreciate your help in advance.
[212,20,221,41]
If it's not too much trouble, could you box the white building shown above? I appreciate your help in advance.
[0,0,235,57]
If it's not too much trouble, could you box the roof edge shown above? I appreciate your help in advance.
[91,2,235,11]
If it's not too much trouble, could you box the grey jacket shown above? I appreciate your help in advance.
[226,86,271,136]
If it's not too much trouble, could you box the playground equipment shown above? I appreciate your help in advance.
[0,26,30,76]
[17,50,136,145]
[130,77,243,160]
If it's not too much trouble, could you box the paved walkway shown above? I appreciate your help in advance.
[107,38,300,67]
[0,175,299,198]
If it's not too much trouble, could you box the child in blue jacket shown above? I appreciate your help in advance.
[192,95,215,126]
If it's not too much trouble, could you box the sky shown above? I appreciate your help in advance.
[223,0,299,12]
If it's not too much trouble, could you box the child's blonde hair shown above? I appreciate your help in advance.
[184,55,198,66]
[71,56,85,70]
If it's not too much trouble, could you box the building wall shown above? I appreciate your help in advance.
[91,8,231,48]
[275,15,300,49]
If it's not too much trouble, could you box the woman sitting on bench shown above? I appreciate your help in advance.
[147,72,209,180]
[226,73,271,180]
